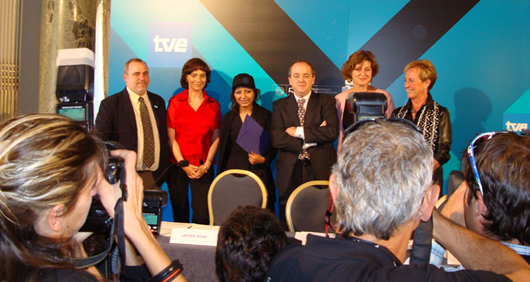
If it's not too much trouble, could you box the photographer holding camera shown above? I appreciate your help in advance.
[0,114,186,282]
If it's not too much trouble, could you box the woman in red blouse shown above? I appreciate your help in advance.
[167,58,221,224]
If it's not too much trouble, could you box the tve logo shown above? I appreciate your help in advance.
[506,121,528,132]
[153,36,188,53]
[503,113,530,133]
[149,22,192,68]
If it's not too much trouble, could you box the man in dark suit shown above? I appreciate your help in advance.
[271,60,339,224]
[95,58,170,189]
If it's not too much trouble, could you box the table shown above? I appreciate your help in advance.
[156,222,460,280]
[156,222,327,281]
[156,222,219,282]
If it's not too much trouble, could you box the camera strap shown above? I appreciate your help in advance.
[74,198,126,273]
[75,145,128,273]
[114,197,127,269]
[324,197,335,236]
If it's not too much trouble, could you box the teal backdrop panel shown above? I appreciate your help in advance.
[109,0,530,221]
[110,0,279,114]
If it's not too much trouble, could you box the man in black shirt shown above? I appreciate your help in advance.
[266,119,530,281]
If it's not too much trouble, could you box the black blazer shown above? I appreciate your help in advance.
[95,88,170,184]
[217,105,277,198]
[270,93,338,194]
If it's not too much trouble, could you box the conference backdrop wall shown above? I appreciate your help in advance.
[108,0,530,221]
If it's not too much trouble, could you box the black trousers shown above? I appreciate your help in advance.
[167,165,214,224]
[279,159,316,225]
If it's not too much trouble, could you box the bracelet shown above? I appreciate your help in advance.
[148,259,183,282]
[162,267,183,282]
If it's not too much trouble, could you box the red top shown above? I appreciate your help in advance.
[167,89,221,166]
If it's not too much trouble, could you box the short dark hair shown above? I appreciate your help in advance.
[288,60,315,77]
[180,58,211,89]
[215,206,287,282]
[462,132,530,245]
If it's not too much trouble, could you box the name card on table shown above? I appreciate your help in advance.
[170,227,218,246]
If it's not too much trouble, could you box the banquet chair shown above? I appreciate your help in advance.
[208,169,267,226]
[285,180,334,233]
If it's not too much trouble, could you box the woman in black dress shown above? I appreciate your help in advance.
[217,73,276,211]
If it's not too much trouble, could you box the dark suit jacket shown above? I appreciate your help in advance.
[217,105,277,207]
[95,88,170,185]
[271,92,338,195]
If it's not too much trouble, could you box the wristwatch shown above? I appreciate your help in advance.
[178,160,189,167]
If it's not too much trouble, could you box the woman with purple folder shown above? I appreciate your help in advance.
[217,73,277,211]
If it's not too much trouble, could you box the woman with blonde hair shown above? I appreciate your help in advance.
[392,59,451,187]
[0,114,185,281]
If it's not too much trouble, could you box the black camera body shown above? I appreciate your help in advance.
[141,190,166,235]
[80,191,165,236]
[80,154,125,234]
[80,142,164,235]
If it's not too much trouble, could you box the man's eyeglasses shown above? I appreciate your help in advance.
[467,132,504,196]
[343,117,421,139]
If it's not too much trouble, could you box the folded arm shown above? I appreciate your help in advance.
[304,97,339,144]
[270,102,304,153]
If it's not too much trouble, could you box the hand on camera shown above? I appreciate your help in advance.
[96,149,145,232]
[96,150,179,277]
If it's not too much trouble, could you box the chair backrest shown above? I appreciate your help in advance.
[286,180,332,232]
[446,170,464,198]
[208,169,267,226]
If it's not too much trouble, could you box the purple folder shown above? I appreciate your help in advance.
[236,115,271,156]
